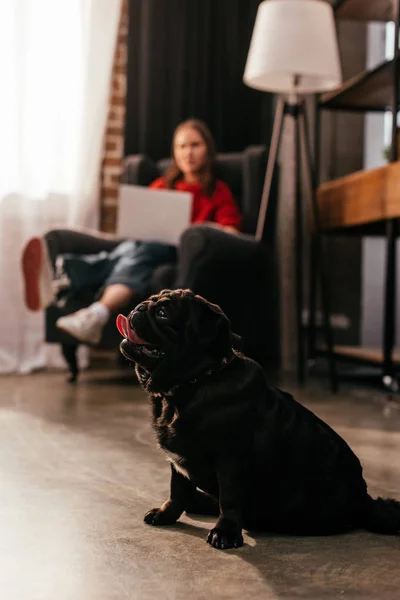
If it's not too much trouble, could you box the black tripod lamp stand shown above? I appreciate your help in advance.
[243,0,342,386]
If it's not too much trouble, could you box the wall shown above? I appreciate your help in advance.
[99,0,128,233]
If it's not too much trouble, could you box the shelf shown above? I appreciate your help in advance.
[334,0,395,22]
[316,162,400,233]
[317,345,400,367]
[320,58,399,112]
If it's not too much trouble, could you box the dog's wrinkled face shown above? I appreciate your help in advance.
[117,289,235,392]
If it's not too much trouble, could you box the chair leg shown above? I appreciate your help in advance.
[61,343,79,383]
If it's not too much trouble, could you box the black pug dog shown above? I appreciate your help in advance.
[117,289,400,550]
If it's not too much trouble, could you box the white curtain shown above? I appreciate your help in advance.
[0,0,122,373]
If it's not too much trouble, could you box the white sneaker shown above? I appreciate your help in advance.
[56,306,106,345]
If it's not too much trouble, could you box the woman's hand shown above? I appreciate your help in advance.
[200,222,239,234]
[222,226,239,235]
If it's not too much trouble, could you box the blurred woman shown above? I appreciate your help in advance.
[21,119,242,344]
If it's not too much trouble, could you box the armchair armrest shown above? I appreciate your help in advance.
[175,225,277,365]
[175,225,267,291]
[44,228,124,265]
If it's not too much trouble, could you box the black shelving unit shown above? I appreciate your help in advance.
[320,57,400,112]
[334,0,395,22]
[311,0,400,392]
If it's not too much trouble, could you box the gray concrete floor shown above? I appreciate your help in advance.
[1,366,400,599]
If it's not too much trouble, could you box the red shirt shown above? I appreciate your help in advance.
[150,178,242,230]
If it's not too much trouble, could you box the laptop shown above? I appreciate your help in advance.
[117,184,193,246]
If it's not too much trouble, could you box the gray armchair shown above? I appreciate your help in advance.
[44,145,279,381]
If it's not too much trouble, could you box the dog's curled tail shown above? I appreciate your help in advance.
[363,495,400,534]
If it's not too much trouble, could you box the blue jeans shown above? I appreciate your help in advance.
[59,240,177,295]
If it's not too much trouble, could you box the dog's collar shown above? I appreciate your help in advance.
[137,350,236,397]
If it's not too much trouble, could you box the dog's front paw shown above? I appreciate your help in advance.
[206,526,243,550]
[143,507,178,526]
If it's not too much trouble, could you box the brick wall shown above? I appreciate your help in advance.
[99,0,128,233]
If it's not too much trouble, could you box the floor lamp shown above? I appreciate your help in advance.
[243,0,342,386]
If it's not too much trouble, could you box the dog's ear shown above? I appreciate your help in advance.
[198,298,242,351]
[189,296,232,353]
[231,331,243,351]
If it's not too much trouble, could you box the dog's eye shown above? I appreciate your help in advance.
[155,307,167,319]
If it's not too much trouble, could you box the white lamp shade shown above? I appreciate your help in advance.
[243,0,342,94]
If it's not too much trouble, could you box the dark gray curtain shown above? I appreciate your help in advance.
[125,0,273,160]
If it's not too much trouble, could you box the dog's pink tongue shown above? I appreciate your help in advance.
[116,314,147,345]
